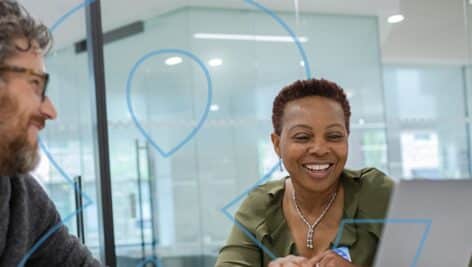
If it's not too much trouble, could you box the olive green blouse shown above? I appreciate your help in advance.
[215,168,394,267]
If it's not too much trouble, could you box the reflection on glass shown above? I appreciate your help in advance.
[384,65,469,179]
[100,5,384,265]
[30,0,472,266]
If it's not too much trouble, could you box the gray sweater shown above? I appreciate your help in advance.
[0,174,103,267]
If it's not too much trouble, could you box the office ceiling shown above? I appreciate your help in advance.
[20,0,471,64]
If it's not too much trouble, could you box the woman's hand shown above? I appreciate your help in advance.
[268,255,314,267]
[307,250,357,267]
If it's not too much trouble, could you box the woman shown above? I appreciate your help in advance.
[215,78,393,267]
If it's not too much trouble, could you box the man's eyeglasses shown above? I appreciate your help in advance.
[0,65,50,101]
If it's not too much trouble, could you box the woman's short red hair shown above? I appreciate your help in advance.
[272,78,351,135]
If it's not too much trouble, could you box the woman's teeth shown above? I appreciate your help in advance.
[304,164,331,171]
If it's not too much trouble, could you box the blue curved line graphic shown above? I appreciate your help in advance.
[126,49,213,158]
[19,140,94,266]
[221,162,280,260]
[50,0,95,33]
[19,1,95,266]
[220,0,312,261]
[38,140,94,207]
[332,218,432,267]
[244,0,312,79]
[221,161,280,212]
[135,256,163,267]
[217,3,432,267]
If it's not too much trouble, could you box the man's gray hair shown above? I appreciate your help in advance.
[0,0,52,65]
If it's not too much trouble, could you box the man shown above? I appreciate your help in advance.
[0,1,102,266]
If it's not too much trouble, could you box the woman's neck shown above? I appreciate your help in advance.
[289,179,340,217]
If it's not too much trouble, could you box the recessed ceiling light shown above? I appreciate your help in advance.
[210,104,219,111]
[387,14,404,24]
[194,33,308,43]
[208,58,223,67]
[300,61,305,67]
[165,56,182,66]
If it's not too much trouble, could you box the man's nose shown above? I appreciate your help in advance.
[39,96,57,120]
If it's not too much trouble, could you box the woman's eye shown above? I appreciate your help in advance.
[327,134,344,141]
[293,135,310,141]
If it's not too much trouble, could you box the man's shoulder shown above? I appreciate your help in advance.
[15,173,45,188]
[12,174,53,205]
[8,174,58,230]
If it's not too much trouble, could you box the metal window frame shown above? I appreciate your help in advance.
[85,1,117,266]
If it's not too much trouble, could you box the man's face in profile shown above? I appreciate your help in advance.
[0,38,57,176]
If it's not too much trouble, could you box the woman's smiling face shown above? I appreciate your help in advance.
[272,96,348,193]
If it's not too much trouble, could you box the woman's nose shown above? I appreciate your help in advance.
[307,139,329,156]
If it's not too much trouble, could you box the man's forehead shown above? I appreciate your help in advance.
[5,38,46,72]
[13,38,42,53]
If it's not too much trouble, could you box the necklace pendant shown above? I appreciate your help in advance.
[306,228,314,249]
[292,188,338,251]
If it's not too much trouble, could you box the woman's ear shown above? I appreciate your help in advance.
[271,132,281,158]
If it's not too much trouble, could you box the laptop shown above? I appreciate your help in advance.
[374,179,472,267]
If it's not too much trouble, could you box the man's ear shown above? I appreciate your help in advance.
[271,132,281,158]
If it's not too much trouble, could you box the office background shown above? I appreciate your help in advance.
[22,0,472,266]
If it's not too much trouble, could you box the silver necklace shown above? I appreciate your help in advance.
[292,187,337,249]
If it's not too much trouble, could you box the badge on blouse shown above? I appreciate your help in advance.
[332,246,352,262]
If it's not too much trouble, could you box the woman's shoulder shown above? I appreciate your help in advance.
[234,178,285,230]
[344,167,394,192]
[357,167,394,192]
[239,178,285,213]
[344,167,395,218]
[343,168,395,237]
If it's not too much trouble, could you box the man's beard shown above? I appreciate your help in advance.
[0,129,39,176]
[0,93,40,176]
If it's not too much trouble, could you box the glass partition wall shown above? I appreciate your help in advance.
[100,3,386,266]
[26,0,472,266]
[23,0,108,261]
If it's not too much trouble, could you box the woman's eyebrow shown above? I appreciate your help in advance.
[288,124,313,131]
[326,123,344,129]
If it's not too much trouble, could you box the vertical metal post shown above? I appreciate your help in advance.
[135,139,146,259]
[462,67,472,177]
[85,1,116,266]
[463,1,472,177]
[146,142,158,258]
[74,175,85,244]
